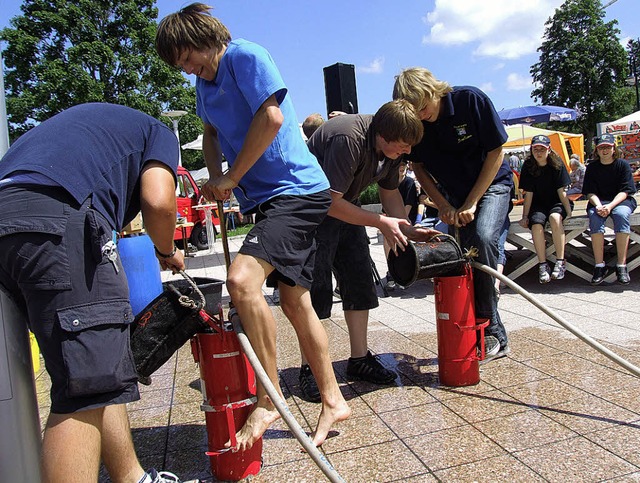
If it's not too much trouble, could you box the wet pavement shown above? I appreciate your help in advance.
[34,227,640,482]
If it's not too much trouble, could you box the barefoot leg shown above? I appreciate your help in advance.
[311,399,352,447]
[231,401,281,452]
[278,285,352,447]
[224,255,284,452]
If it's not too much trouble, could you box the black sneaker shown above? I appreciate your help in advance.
[616,265,630,284]
[298,364,321,402]
[591,265,607,285]
[385,272,396,290]
[346,351,396,384]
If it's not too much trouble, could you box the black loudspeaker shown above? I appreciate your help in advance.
[323,63,358,116]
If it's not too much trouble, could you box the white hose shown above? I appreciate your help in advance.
[472,261,640,378]
[229,312,345,483]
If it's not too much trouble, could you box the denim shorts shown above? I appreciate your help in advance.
[0,185,139,413]
[240,190,332,290]
[588,198,637,234]
[310,216,378,319]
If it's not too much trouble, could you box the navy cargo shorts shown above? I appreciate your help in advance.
[0,185,139,414]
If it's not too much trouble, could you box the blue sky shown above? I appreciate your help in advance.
[1,0,638,125]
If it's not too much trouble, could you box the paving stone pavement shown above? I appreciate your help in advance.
[32,227,640,482]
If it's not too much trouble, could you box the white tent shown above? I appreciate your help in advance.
[182,135,228,176]
[189,167,210,182]
[602,110,640,134]
[182,134,204,150]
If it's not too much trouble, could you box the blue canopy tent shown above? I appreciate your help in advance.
[498,105,579,126]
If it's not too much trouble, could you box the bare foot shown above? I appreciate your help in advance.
[311,399,351,447]
[225,405,281,452]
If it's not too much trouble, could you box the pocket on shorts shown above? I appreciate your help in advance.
[0,201,72,291]
[57,299,137,398]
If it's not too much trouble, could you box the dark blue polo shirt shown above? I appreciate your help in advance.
[0,103,179,231]
[408,86,511,206]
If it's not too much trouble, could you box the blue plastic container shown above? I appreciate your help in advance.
[118,234,163,316]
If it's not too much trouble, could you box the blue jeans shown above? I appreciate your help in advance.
[588,199,636,234]
[497,211,510,266]
[447,183,511,348]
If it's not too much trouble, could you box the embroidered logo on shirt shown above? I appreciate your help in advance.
[247,236,259,244]
[454,124,472,143]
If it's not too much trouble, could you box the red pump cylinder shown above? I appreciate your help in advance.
[191,311,262,481]
[434,266,489,387]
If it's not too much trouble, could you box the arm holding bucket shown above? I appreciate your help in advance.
[379,187,439,244]
[327,189,410,251]
[412,163,456,225]
[140,161,185,273]
[456,146,504,227]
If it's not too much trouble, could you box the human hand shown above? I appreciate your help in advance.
[456,202,477,227]
[596,204,610,217]
[157,249,185,274]
[438,204,457,226]
[519,217,528,228]
[380,217,410,255]
[405,225,442,242]
[203,175,237,201]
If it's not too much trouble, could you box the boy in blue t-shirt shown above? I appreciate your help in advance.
[156,3,350,451]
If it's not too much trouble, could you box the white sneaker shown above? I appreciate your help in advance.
[484,335,500,357]
[538,263,551,284]
[551,260,566,280]
[144,469,181,483]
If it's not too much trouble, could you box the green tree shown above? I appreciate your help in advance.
[1,0,204,169]
[627,38,640,113]
[530,0,628,154]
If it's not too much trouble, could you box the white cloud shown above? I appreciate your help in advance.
[358,57,385,74]
[423,0,564,60]
[480,82,494,92]
[506,72,533,91]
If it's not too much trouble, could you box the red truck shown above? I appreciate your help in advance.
[175,166,220,250]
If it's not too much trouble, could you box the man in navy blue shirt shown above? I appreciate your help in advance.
[393,67,512,363]
[0,103,185,483]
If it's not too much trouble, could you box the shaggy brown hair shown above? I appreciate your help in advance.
[156,3,231,67]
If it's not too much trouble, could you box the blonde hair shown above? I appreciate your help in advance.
[156,3,231,67]
[373,99,423,146]
[393,67,453,110]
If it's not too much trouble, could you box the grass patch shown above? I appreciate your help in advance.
[224,224,254,238]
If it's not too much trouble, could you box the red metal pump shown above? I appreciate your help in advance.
[433,265,489,387]
[190,308,262,481]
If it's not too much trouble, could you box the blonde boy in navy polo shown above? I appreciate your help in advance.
[394,67,512,363]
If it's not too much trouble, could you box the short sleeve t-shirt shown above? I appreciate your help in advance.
[519,160,570,210]
[0,103,179,230]
[582,158,637,202]
[408,86,511,206]
[306,114,401,203]
[196,39,328,212]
